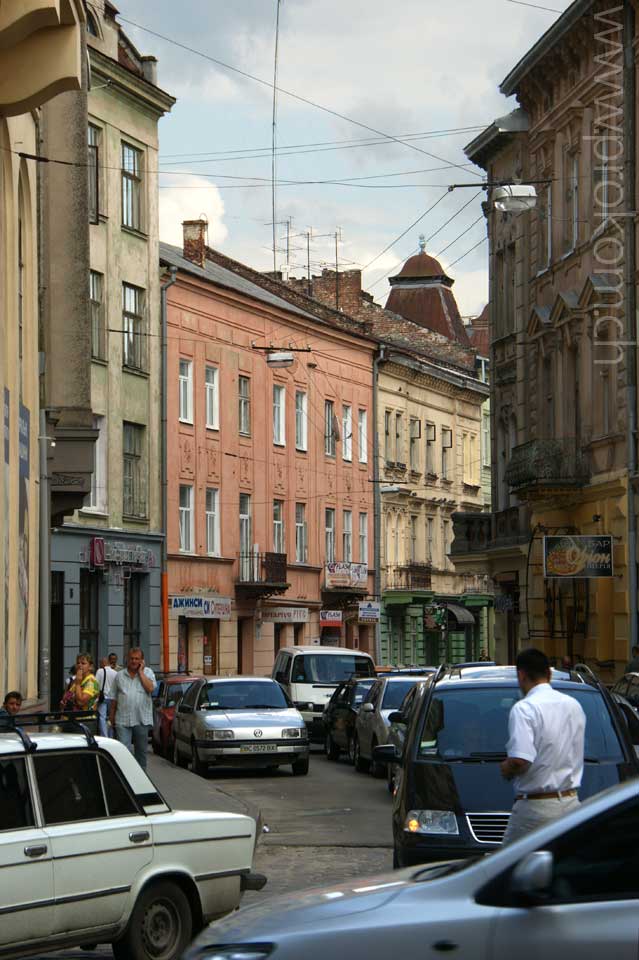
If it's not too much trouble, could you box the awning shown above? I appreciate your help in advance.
[446,603,476,625]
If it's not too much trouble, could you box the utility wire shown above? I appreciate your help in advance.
[362,192,449,270]
[271,0,282,274]
[435,215,485,258]
[447,235,488,268]
[505,0,562,12]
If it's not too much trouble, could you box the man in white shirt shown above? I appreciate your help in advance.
[501,647,586,845]
[95,655,119,738]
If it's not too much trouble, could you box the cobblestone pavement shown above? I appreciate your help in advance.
[31,746,393,959]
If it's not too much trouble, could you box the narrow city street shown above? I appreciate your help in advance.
[34,747,393,959]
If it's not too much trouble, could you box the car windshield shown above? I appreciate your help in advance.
[418,686,624,762]
[382,679,418,710]
[203,681,288,710]
[291,654,374,684]
[353,679,375,703]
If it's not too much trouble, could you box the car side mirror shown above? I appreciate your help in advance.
[510,851,554,903]
[360,702,374,713]
[388,711,405,724]
[373,743,401,765]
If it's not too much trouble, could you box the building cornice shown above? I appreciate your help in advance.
[89,46,175,116]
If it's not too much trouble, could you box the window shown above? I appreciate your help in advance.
[123,575,141,648]
[86,9,99,36]
[122,422,146,517]
[122,283,145,371]
[469,435,477,483]
[343,509,352,562]
[442,519,451,564]
[325,400,336,456]
[35,754,106,824]
[273,384,286,445]
[570,152,580,250]
[273,500,285,553]
[409,418,421,471]
[121,142,142,230]
[543,356,554,438]
[359,512,368,565]
[384,410,393,461]
[87,414,107,512]
[358,409,368,463]
[342,404,352,461]
[88,125,100,224]
[426,516,434,561]
[601,369,611,435]
[98,756,138,817]
[539,181,552,268]
[441,427,453,479]
[593,133,611,224]
[410,515,418,562]
[0,758,34,830]
[239,494,252,579]
[205,366,219,429]
[295,503,307,563]
[295,390,308,451]
[482,412,491,467]
[395,413,404,463]
[89,270,105,360]
[325,507,336,562]
[239,376,251,435]
[206,488,220,556]
[79,570,99,665]
[179,359,193,423]
[426,423,436,474]
[179,485,194,552]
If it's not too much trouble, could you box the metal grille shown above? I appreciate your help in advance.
[466,813,510,844]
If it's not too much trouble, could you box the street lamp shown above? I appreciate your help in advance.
[251,343,312,369]
[447,178,545,213]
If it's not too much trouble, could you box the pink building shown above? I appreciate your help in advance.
[162,223,377,676]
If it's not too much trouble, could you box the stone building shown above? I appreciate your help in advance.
[49,2,174,700]
[454,0,632,674]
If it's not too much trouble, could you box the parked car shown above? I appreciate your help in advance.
[152,674,202,758]
[386,677,433,793]
[185,776,639,960]
[611,671,639,709]
[0,715,262,960]
[323,676,376,762]
[354,673,434,777]
[172,676,309,776]
[273,646,376,742]
[376,664,639,868]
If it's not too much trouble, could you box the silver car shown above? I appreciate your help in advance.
[354,674,431,777]
[186,778,639,960]
[172,676,309,776]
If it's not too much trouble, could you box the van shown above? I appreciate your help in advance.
[272,646,376,742]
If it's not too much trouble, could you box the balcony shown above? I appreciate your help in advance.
[451,512,491,557]
[323,562,368,593]
[506,438,590,497]
[235,552,289,599]
[385,562,432,592]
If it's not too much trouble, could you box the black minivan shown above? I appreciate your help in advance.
[375,665,639,868]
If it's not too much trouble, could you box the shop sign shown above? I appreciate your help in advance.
[320,609,343,627]
[261,607,309,624]
[543,535,614,579]
[358,601,380,624]
[325,562,368,589]
[169,595,232,620]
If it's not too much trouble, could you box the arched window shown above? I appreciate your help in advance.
[86,8,99,36]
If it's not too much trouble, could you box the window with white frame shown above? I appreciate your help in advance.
[359,512,368,565]
[395,412,404,463]
[239,494,252,580]
[179,485,193,552]
[239,376,251,435]
[121,142,143,231]
[86,414,107,512]
[273,384,286,445]
[295,503,307,562]
[425,422,436,474]
[441,427,453,480]
[462,432,469,481]
[205,366,219,429]
[426,516,434,561]
[179,359,193,423]
[409,418,421,471]
[89,270,105,360]
[358,409,368,463]
[342,404,352,461]
[88,124,100,224]
[325,507,335,562]
[384,410,392,461]
[206,488,220,556]
[470,435,478,483]
[122,283,145,371]
[343,510,352,562]
[324,400,336,456]
[295,390,308,451]
[122,422,146,518]
[273,500,285,554]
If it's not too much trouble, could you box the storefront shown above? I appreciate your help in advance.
[168,594,232,675]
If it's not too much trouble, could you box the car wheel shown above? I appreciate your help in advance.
[191,741,208,777]
[392,847,403,870]
[291,756,309,776]
[112,880,192,960]
[387,763,396,795]
[353,736,369,773]
[173,736,188,769]
[325,731,340,761]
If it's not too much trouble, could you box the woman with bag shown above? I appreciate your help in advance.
[60,653,100,714]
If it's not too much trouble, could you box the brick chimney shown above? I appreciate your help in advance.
[182,219,208,267]
[286,268,364,315]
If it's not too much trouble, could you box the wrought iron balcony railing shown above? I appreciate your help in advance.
[236,552,289,597]
[505,438,590,493]
[384,562,432,592]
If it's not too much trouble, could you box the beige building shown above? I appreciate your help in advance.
[0,0,87,703]
[50,2,174,700]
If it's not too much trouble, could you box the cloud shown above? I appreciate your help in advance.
[159,176,228,248]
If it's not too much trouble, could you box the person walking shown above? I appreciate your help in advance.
[95,657,118,738]
[625,645,639,674]
[501,647,585,845]
[109,648,155,769]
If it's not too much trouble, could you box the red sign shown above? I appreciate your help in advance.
[90,537,105,568]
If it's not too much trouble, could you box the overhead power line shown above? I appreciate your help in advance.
[505,0,562,12]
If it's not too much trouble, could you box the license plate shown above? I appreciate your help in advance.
[240,744,278,753]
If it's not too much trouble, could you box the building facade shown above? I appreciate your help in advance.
[161,222,376,676]
[50,2,174,701]
[0,0,87,704]
[454,0,633,675]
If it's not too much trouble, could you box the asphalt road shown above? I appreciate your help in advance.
[32,745,394,959]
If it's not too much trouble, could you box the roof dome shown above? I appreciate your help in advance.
[392,235,450,283]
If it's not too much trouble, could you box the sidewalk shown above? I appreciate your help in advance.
[146,752,261,821]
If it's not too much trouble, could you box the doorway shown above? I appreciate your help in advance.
[203,620,218,675]
[237,617,254,674]
[177,617,188,673]
[50,572,65,708]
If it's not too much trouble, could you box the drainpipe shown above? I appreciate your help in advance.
[624,2,638,657]
[373,345,386,664]
[160,266,178,672]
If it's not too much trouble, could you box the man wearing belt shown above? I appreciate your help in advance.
[501,647,585,845]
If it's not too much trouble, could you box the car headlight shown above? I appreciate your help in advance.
[204,729,235,741]
[404,810,459,835]
[200,949,272,960]
[282,728,302,738]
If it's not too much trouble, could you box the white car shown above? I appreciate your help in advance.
[0,720,262,960]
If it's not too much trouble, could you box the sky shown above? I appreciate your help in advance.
[120,0,574,319]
